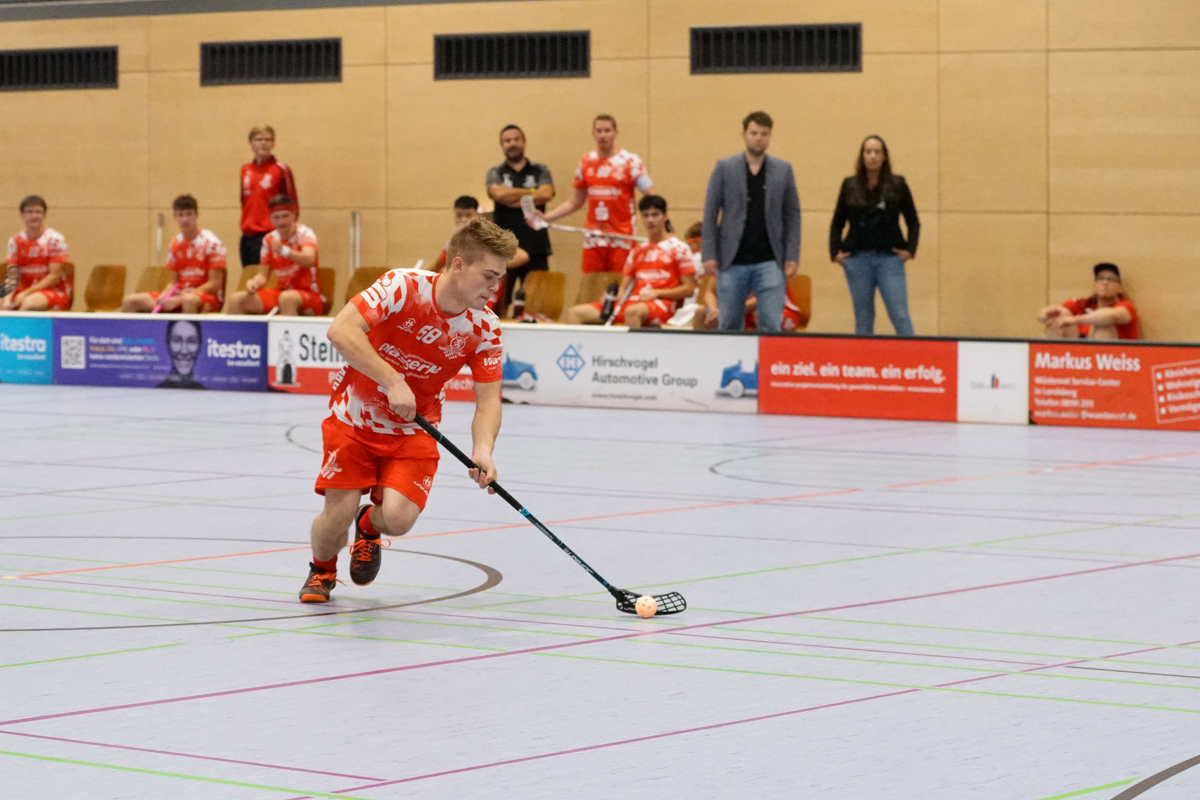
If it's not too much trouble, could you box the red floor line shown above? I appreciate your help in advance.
[0,729,385,781]
[887,449,1200,489]
[5,547,1199,729]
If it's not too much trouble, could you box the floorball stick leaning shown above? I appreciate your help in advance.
[521,194,647,244]
[152,283,180,313]
[413,413,687,616]
[603,280,637,327]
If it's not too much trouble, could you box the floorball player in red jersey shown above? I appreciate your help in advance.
[299,217,517,602]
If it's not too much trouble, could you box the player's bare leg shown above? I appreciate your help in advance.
[561,303,602,324]
[227,290,264,315]
[120,293,157,312]
[349,488,419,587]
[17,293,49,311]
[299,488,359,602]
[178,292,202,314]
[278,289,303,316]
[623,302,649,329]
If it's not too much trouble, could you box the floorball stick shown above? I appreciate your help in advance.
[413,414,687,616]
[151,283,180,313]
[603,279,637,327]
[521,194,647,244]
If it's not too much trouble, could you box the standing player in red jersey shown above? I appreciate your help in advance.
[534,114,655,274]
[239,125,298,269]
[226,194,325,316]
[1,195,71,312]
[120,195,227,313]
[298,218,517,602]
[562,195,694,328]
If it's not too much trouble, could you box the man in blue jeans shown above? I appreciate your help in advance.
[701,111,801,332]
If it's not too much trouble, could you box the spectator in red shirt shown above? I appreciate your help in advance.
[120,195,226,313]
[240,125,298,269]
[1,195,70,312]
[227,194,324,316]
[1039,263,1139,340]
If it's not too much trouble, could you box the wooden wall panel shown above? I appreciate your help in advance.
[940,0,1045,52]
[940,52,1047,212]
[0,17,150,71]
[54,209,150,307]
[1049,0,1200,50]
[939,212,1047,338]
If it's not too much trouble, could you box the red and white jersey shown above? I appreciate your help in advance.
[623,236,695,297]
[167,229,227,297]
[7,227,70,292]
[261,224,320,293]
[572,148,651,249]
[330,270,504,435]
[240,156,298,234]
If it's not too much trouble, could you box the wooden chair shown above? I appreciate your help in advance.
[521,270,565,321]
[690,274,717,330]
[344,267,388,304]
[317,267,337,315]
[84,264,126,312]
[234,266,277,293]
[787,273,812,331]
[575,270,624,306]
[135,266,173,294]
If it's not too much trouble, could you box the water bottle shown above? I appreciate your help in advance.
[599,281,619,322]
[511,288,526,320]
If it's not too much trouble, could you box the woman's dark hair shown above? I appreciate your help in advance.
[849,135,897,206]
[637,194,673,233]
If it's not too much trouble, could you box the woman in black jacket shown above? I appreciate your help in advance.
[829,135,920,335]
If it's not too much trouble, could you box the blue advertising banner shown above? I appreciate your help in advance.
[0,317,53,384]
[53,317,267,391]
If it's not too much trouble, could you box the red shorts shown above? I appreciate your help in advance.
[314,417,440,510]
[590,297,674,326]
[581,244,632,274]
[31,288,71,310]
[149,289,222,313]
[746,305,805,331]
[257,287,325,316]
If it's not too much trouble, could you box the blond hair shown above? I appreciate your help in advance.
[447,218,518,266]
[248,125,276,142]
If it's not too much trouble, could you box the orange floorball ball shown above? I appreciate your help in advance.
[635,595,658,618]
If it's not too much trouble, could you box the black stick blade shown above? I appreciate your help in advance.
[615,590,687,616]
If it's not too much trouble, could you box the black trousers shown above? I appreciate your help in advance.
[504,253,550,309]
[239,232,267,268]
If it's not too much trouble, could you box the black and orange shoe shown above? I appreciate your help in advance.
[349,505,388,586]
[299,563,337,603]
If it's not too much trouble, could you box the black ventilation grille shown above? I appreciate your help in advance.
[0,46,117,92]
[200,38,341,86]
[691,24,861,74]
[434,31,589,80]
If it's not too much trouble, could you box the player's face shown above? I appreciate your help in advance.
[862,138,886,172]
[640,207,666,237]
[592,120,617,151]
[271,208,297,235]
[168,321,200,376]
[251,134,275,159]
[1094,271,1122,300]
[500,129,525,161]
[457,254,506,310]
[174,208,199,235]
[454,208,479,228]
[743,122,772,156]
[20,205,45,233]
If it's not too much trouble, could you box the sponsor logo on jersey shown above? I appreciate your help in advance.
[439,334,468,359]
[378,342,441,376]
[413,475,433,496]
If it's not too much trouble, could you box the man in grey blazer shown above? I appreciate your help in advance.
[701,112,801,332]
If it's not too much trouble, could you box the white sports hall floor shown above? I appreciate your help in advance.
[4,384,1200,800]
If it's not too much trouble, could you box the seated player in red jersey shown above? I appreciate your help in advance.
[693,278,808,332]
[431,195,527,316]
[298,218,517,603]
[1,195,71,312]
[226,194,325,316]
[561,195,695,329]
[1039,262,1139,340]
[120,195,227,313]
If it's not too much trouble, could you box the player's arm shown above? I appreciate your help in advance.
[21,262,65,295]
[245,264,271,292]
[194,268,225,295]
[644,274,695,302]
[1068,306,1132,327]
[468,379,501,492]
[1038,303,1069,323]
[541,187,587,223]
[270,237,316,267]
[1,263,18,308]
[488,183,532,209]
[327,302,417,420]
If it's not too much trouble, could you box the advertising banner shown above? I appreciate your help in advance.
[759,336,958,421]
[54,317,267,391]
[0,316,53,384]
[957,341,1029,425]
[499,326,758,413]
[267,318,342,395]
[1029,342,1200,430]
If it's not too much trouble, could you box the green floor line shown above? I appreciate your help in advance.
[1033,778,1139,799]
[535,652,1200,715]
[0,643,182,670]
[0,749,378,800]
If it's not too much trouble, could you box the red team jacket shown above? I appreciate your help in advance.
[240,156,298,234]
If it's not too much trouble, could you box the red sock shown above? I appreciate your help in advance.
[359,506,381,539]
[312,555,337,573]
